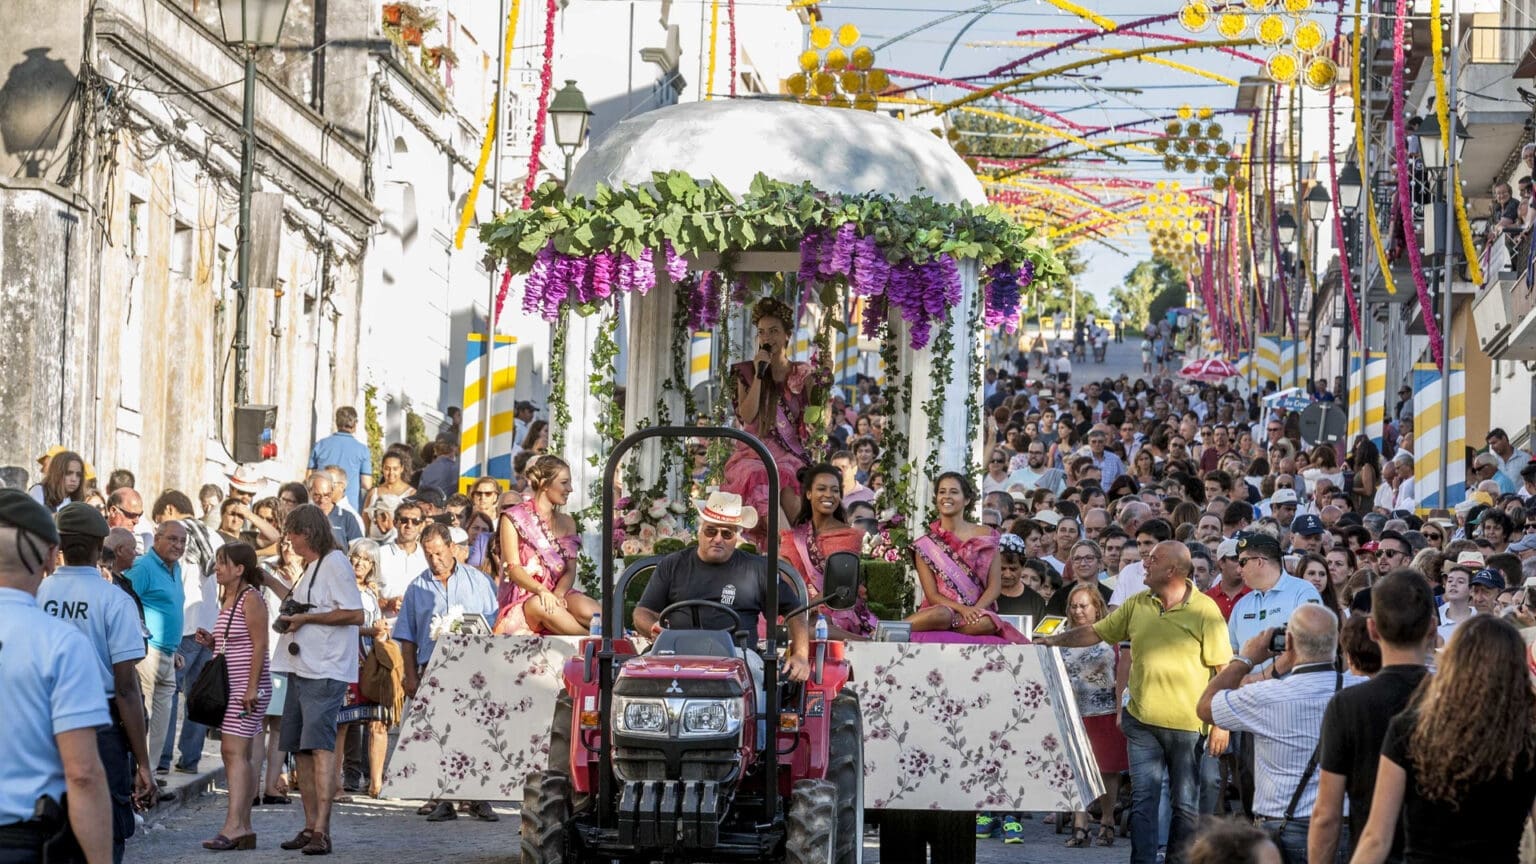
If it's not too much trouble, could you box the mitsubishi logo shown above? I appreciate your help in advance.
[665,679,683,694]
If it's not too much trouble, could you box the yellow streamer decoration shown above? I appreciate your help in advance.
[1430,0,1482,284]
[1040,0,1117,32]
[706,0,721,100]
[1350,0,1397,294]
[454,0,523,249]
[969,41,1239,85]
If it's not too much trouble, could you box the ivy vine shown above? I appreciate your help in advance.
[964,281,984,481]
[549,307,570,455]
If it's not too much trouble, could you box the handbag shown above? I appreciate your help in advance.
[185,587,253,728]
[1264,664,1344,864]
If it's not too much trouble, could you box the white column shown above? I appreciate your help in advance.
[562,309,606,554]
[901,261,982,514]
[623,272,686,496]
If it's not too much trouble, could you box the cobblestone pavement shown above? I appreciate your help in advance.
[129,790,1129,864]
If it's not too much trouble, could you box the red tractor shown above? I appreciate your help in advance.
[522,427,865,864]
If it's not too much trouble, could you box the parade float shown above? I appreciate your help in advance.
[381,98,1107,859]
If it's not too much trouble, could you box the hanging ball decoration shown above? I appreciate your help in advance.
[1218,11,1248,38]
[1195,140,1211,156]
[787,73,809,96]
[837,23,861,47]
[1304,55,1339,89]
[852,46,876,70]
[1164,155,1181,171]
[1234,175,1250,192]
[841,70,864,92]
[827,93,851,110]
[1197,231,1211,244]
[810,26,833,49]
[1292,20,1326,53]
[1204,158,1220,174]
[1283,0,1314,12]
[1213,175,1229,191]
[1167,120,1184,136]
[1179,1,1213,32]
[1216,141,1232,156]
[1174,138,1191,154]
[1178,104,1194,120]
[813,71,837,96]
[1198,106,1214,121]
[1267,50,1300,83]
[825,48,849,70]
[854,92,878,112]
[1186,121,1202,138]
[1206,122,1223,139]
[1257,14,1288,45]
[1184,157,1199,173]
[799,50,821,73]
[866,68,891,91]
[1156,180,1168,191]
[1154,138,1170,153]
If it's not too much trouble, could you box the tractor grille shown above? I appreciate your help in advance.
[613,747,741,783]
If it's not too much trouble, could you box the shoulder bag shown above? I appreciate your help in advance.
[185,587,253,728]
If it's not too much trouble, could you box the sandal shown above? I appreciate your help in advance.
[1065,827,1090,848]
[202,834,256,851]
[1096,824,1116,847]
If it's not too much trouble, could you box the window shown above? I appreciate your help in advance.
[127,196,146,259]
[170,220,193,275]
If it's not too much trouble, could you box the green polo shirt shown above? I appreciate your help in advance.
[1093,579,1231,732]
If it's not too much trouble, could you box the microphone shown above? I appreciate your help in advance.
[757,343,771,381]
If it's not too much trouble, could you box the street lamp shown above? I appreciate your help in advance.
[1337,162,1363,214]
[1305,184,1331,225]
[218,0,290,409]
[548,79,592,183]
[1277,210,1298,246]
[1416,111,1469,172]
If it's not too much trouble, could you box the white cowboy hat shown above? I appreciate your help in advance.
[226,464,265,494]
[692,491,759,531]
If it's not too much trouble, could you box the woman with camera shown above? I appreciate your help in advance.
[198,542,270,851]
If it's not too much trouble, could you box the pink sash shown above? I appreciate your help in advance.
[790,526,878,638]
[913,533,1027,643]
[506,504,569,590]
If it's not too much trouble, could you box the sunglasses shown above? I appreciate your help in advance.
[113,506,143,521]
[701,526,739,540]
[397,517,426,526]
[990,457,1006,464]
[1238,556,1265,566]
[1424,532,1443,541]
[473,490,499,497]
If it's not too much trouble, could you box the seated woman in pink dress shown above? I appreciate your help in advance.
[722,296,813,546]
[780,463,878,640]
[493,455,599,635]
[905,472,1027,642]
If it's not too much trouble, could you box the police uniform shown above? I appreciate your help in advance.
[37,561,145,864]
[0,590,110,862]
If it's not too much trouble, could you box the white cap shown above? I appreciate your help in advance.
[1216,538,1240,560]
[1270,488,1299,505]
[448,527,470,545]
[1456,550,1488,569]
[1033,510,1063,527]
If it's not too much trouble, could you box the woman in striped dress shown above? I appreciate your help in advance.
[199,542,272,851]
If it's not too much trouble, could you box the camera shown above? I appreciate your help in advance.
[1268,625,1288,655]
[272,598,315,634]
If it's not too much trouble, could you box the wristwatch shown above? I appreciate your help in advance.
[1229,655,1255,670]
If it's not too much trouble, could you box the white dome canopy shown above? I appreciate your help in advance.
[568,99,987,206]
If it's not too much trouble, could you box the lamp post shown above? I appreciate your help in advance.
[1303,186,1329,392]
[218,0,290,409]
[548,80,592,183]
[1277,210,1298,247]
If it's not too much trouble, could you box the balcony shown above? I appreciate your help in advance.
[1473,237,1536,361]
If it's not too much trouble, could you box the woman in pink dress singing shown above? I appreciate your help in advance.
[723,296,813,545]
[493,455,599,635]
[906,472,1027,642]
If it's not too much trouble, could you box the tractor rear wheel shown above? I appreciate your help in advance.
[785,779,838,864]
[521,770,572,864]
[828,690,864,864]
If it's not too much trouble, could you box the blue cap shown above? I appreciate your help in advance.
[1290,514,1325,536]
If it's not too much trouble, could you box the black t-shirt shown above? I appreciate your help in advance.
[1044,581,1113,617]
[1317,665,1429,857]
[1381,709,1536,864]
[995,586,1047,619]
[637,549,803,637]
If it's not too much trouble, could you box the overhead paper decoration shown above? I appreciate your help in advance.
[1412,363,1466,513]
[459,332,519,486]
[689,331,713,389]
[1346,351,1387,451]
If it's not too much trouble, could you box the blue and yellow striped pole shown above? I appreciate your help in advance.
[1411,362,1465,513]
[1346,351,1387,450]
[459,333,518,487]
[689,331,713,389]
[1256,334,1281,385]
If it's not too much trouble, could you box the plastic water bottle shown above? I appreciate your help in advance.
[590,612,603,637]
[814,614,828,641]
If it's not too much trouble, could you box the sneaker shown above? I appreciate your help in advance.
[424,801,458,822]
[975,814,998,839]
[1001,817,1024,844]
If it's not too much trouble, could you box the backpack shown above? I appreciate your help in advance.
[360,636,406,719]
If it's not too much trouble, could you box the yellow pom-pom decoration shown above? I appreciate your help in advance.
[1197,231,1211,245]
[1257,14,1288,46]
[1217,11,1247,38]
[1207,122,1223,139]
[1195,141,1211,157]
[841,71,864,92]
[1204,158,1220,174]
[1233,176,1249,192]
[1174,138,1191,154]
[1186,122,1203,139]
[827,93,851,109]
[1216,141,1232,156]
[810,26,833,50]
[1184,157,1199,173]
[1198,106,1214,120]
[786,73,809,97]
[1156,180,1168,191]
[826,48,849,71]
[1154,138,1170,153]
[1283,0,1312,12]
[1292,20,1326,54]
[1304,55,1338,90]
[852,46,876,71]
[1167,120,1184,136]
[1245,0,1271,10]
[865,68,890,91]
[1178,104,1194,120]
[813,71,837,96]
[1266,50,1300,83]
[1213,175,1229,191]
[1164,156,1180,171]
[838,23,861,47]
[854,92,878,112]
[1179,1,1212,32]
[799,50,821,73]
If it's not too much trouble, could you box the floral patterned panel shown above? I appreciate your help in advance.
[383,636,1103,812]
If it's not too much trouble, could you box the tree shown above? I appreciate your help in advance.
[1111,259,1185,331]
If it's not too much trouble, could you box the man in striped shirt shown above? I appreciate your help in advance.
[1197,603,1363,864]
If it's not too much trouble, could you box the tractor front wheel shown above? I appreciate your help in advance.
[785,779,838,864]
[829,690,864,864]
[521,770,572,864]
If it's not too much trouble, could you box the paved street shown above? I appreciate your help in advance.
[130,790,1128,863]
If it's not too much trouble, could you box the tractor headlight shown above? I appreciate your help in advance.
[681,699,741,736]
[615,698,668,736]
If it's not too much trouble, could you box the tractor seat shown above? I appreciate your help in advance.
[650,628,737,658]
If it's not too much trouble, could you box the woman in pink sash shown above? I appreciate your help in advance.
[906,472,1027,642]
[780,464,878,640]
[722,297,813,546]
[493,456,598,635]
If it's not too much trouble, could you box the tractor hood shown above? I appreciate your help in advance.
[614,655,750,699]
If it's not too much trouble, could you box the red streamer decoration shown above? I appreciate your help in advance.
[727,0,738,97]
[1390,0,1445,369]
[1327,0,1362,340]
[493,268,514,324]
[520,0,559,211]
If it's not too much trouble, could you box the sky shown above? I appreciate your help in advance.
[825,0,1265,306]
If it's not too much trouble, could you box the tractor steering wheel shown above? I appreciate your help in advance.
[655,599,751,648]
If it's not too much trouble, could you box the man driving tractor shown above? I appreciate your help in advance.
[633,491,812,686]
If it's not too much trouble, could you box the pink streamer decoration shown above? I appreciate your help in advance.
[1390,0,1445,369]
[1268,87,1293,338]
[493,268,514,324]
[886,69,1092,132]
[520,0,558,210]
[727,0,738,97]
[984,14,1180,77]
[1327,0,1362,340]
[1008,28,1267,66]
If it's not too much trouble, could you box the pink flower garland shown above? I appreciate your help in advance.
[1391,0,1445,369]
[1328,0,1363,341]
[520,0,559,211]
[727,0,737,98]
[1268,86,1296,341]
